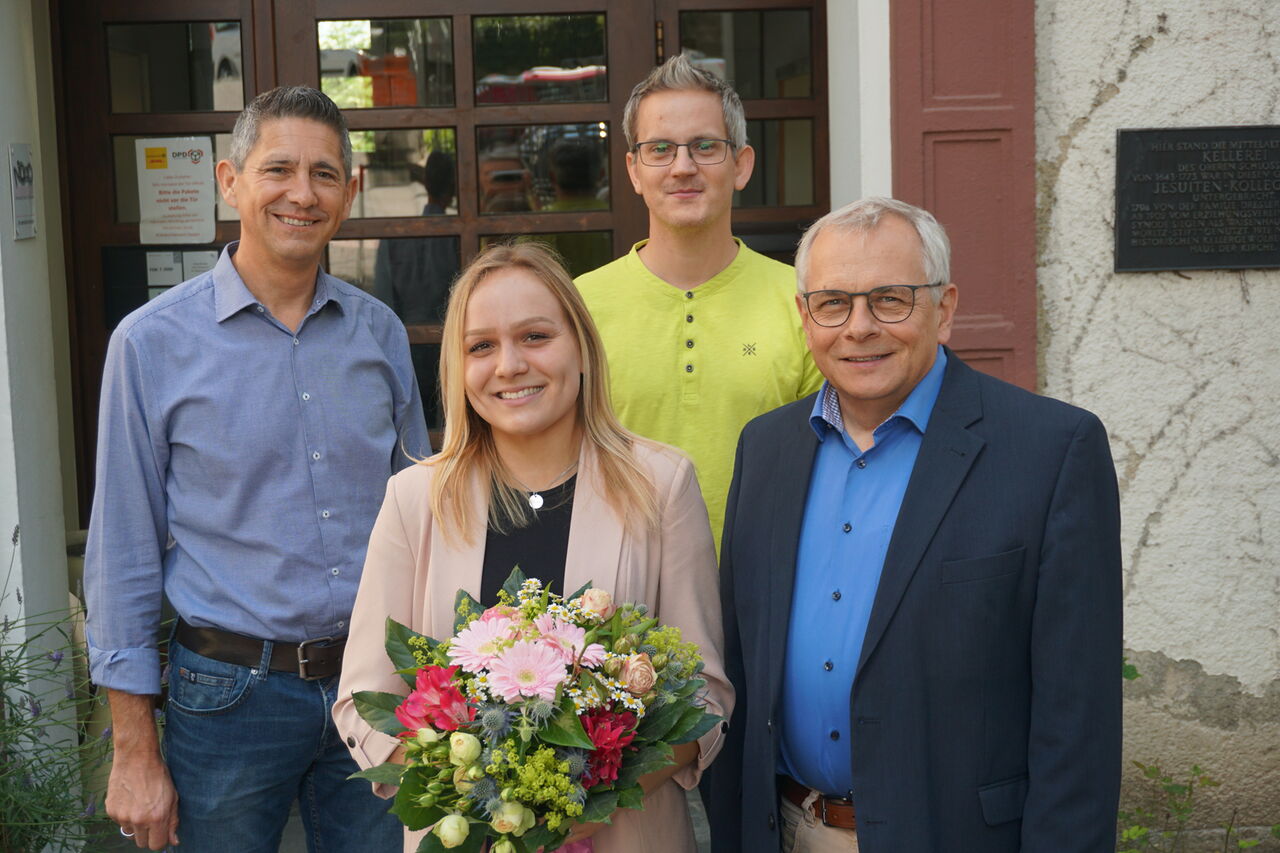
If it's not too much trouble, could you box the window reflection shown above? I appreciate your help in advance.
[735,119,813,208]
[108,22,244,113]
[680,11,812,99]
[317,19,454,108]
[349,129,458,219]
[473,15,607,104]
[477,124,610,214]
[481,233,613,279]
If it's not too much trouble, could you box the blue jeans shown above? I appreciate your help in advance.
[162,639,402,853]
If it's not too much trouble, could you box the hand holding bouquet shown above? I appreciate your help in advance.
[351,569,721,852]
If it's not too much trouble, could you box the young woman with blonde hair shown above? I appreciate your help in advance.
[334,242,731,852]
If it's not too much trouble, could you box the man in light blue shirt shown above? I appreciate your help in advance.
[85,87,428,851]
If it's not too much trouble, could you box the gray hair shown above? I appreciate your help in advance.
[622,52,748,151]
[228,86,352,178]
[795,197,951,299]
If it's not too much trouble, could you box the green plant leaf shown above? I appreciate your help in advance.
[353,690,410,737]
[501,566,530,600]
[453,589,484,635]
[348,762,406,786]
[635,698,686,742]
[614,743,673,789]
[669,710,720,746]
[415,829,486,853]
[387,617,436,686]
[565,580,593,602]
[392,770,444,831]
[580,790,619,824]
[1122,656,1141,680]
[521,824,564,850]
[617,783,646,811]
[665,705,714,745]
[539,702,595,749]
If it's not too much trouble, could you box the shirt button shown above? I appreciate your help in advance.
[293,338,300,346]
[321,510,330,518]
[832,590,842,601]
[842,522,852,533]
[824,660,834,671]
[830,730,841,741]
[256,305,264,312]
[686,339,694,348]
[312,451,321,460]
[346,736,356,748]
[685,291,694,300]
[331,567,340,576]
[856,458,867,469]
[686,314,693,323]
[685,364,693,373]
[337,620,345,629]
[301,392,311,401]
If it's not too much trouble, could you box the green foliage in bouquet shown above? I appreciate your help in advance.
[351,568,721,852]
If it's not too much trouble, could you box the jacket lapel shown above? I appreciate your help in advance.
[854,354,985,680]
[563,441,623,600]
[426,468,489,638]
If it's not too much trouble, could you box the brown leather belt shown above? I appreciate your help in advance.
[175,620,346,680]
[779,775,857,830]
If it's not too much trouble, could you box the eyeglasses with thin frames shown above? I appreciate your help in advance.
[632,138,733,167]
[802,283,944,327]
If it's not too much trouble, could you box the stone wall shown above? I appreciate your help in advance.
[1036,0,1280,837]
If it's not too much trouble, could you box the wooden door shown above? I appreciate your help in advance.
[890,0,1037,389]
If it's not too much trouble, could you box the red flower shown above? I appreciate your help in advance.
[395,665,475,733]
[580,707,637,788]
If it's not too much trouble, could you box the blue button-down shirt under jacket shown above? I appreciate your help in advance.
[85,245,430,695]
[778,347,947,795]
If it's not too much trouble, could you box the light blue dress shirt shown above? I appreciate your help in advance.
[85,245,429,694]
[778,347,947,795]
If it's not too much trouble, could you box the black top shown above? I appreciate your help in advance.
[480,476,576,607]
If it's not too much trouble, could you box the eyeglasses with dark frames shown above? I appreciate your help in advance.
[802,283,944,327]
[632,138,733,167]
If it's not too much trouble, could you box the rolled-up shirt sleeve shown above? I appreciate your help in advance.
[84,325,170,695]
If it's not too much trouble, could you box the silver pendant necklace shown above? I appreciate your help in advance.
[511,459,578,510]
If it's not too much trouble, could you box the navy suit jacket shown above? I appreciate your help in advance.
[705,351,1122,853]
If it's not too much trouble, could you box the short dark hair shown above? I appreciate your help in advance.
[424,151,456,200]
[228,86,352,177]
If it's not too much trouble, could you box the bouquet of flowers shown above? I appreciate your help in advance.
[351,568,721,853]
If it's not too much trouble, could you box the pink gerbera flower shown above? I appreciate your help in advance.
[533,613,607,668]
[487,640,567,703]
[449,615,514,673]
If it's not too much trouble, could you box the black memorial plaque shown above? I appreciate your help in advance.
[1115,126,1280,272]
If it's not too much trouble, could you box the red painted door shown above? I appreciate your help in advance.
[891,0,1037,390]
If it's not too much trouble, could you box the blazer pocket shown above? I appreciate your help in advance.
[978,774,1028,826]
[941,546,1025,584]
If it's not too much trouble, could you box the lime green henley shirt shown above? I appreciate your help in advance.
[576,240,823,553]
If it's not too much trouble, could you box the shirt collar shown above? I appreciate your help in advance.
[213,241,340,323]
[808,346,949,440]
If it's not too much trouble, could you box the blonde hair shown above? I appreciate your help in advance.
[428,241,659,543]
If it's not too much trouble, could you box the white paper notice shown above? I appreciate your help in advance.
[135,137,215,243]
[146,251,183,286]
[182,250,219,280]
[9,144,35,240]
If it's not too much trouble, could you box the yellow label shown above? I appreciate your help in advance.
[144,147,168,169]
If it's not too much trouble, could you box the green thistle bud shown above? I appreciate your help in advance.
[651,653,669,671]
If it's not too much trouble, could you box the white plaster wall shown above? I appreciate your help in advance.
[1037,0,1280,698]
[0,0,70,621]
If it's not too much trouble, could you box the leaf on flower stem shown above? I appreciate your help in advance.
[348,762,406,786]
[580,790,619,824]
[393,770,444,831]
[500,566,530,601]
[565,580,592,602]
[616,783,646,811]
[387,618,438,686]
[353,690,413,737]
[521,824,563,850]
[613,743,673,789]
[540,701,595,750]
[635,699,685,742]
[665,706,715,745]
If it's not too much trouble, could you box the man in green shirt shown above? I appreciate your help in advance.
[576,54,821,550]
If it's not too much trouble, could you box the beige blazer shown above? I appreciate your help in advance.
[334,439,732,853]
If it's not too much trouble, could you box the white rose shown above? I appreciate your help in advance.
[434,814,469,848]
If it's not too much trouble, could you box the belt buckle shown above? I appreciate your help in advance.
[296,636,336,680]
[819,794,852,828]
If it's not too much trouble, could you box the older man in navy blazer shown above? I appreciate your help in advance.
[705,197,1122,853]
